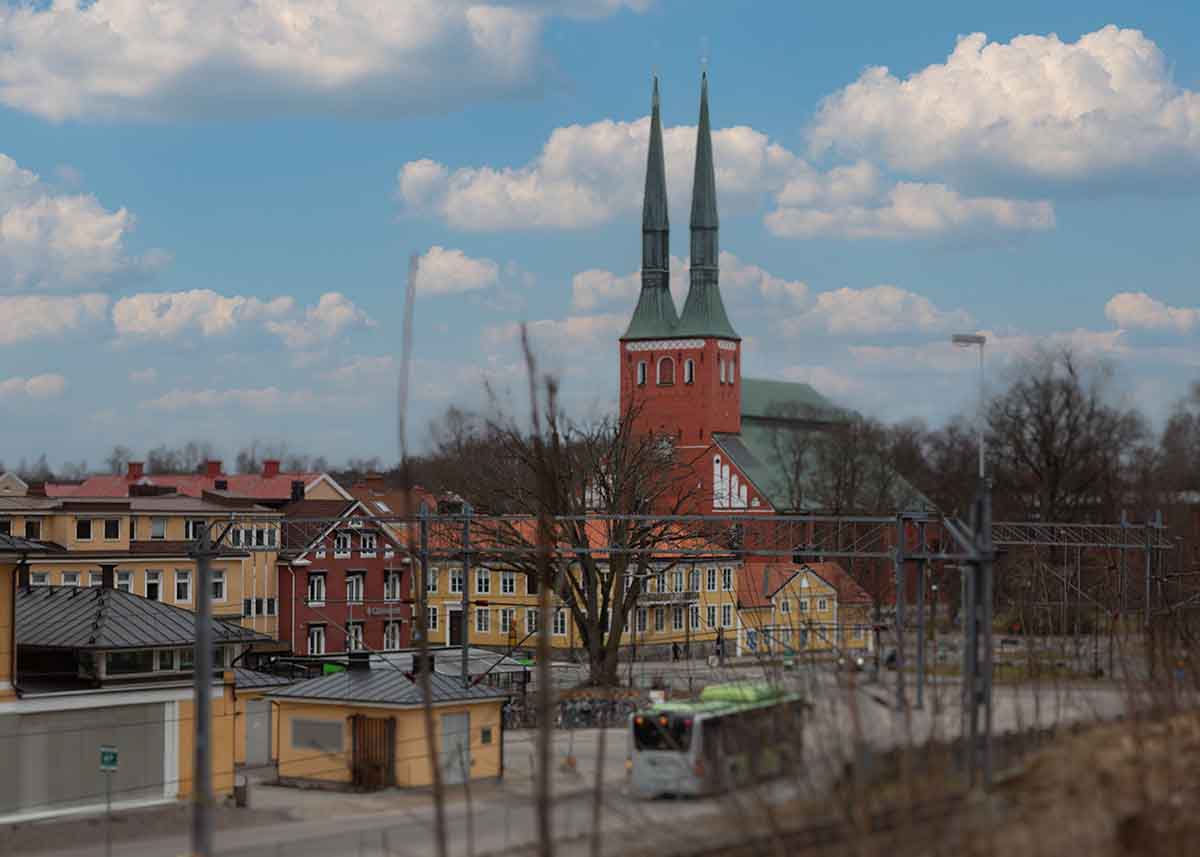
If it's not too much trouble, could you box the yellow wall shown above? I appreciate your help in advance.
[176,678,238,800]
[0,561,13,700]
[277,699,503,787]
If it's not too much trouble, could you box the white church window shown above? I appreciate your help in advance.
[684,359,695,385]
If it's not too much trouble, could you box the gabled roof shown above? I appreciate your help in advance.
[740,378,845,421]
[267,667,509,707]
[737,565,796,609]
[16,586,268,650]
[801,562,872,605]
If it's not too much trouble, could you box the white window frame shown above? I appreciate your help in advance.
[31,571,49,587]
[145,570,162,601]
[427,606,439,631]
[706,605,717,629]
[475,568,491,595]
[684,358,695,385]
[307,624,326,655]
[75,519,92,542]
[212,569,226,602]
[526,608,539,635]
[426,567,438,593]
[499,607,514,634]
[552,608,567,637]
[721,604,733,628]
[672,605,684,631]
[706,568,717,592]
[185,519,206,541]
[450,568,464,594]
[653,606,665,632]
[690,604,701,630]
[476,607,491,634]
[636,361,647,386]
[307,573,327,606]
[689,568,700,592]
[116,571,133,592]
[384,621,402,650]
[334,531,351,558]
[103,518,121,541]
[818,598,828,611]
[61,571,80,587]
[636,607,647,633]
[88,572,104,587]
[800,598,809,612]
[175,569,192,604]
[346,622,365,652]
[384,571,403,602]
[360,533,377,557]
[150,517,167,540]
[780,598,791,614]
[722,567,733,591]
[672,570,684,593]
[346,573,365,604]
[501,570,515,595]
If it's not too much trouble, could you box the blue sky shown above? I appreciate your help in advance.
[1,0,1198,470]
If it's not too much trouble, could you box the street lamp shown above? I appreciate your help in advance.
[952,333,987,481]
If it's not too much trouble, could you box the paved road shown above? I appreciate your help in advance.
[22,664,1140,857]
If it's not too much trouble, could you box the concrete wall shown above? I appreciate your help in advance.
[277,698,503,788]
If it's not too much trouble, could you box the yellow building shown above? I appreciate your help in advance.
[0,492,283,636]
[269,655,506,788]
[736,562,875,657]
[0,567,264,821]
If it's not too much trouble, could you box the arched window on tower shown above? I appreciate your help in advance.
[730,357,736,383]
[718,359,725,384]
[684,359,695,385]
[657,357,675,386]
[637,361,647,386]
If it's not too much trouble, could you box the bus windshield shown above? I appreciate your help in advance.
[633,712,693,752]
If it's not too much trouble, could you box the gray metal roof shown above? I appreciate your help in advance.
[372,647,530,678]
[233,668,296,689]
[267,667,510,707]
[0,533,52,553]
[16,586,268,650]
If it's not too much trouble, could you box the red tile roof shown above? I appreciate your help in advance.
[802,561,872,605]
[737,564,796,609]
[46,472,332,500]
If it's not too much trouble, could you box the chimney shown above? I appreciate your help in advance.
[348,651,371,672]
[290,480,305,502]
[262,459,281,478]
[204,460,223,478]
[411,652,434,676]
[127,461,144,480]
[18,565,30,589]
[100,563,117,589]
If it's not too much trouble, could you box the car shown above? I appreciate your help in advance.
[836,654,866,672]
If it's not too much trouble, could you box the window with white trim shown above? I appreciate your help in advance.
[145,570,162,600]
[88,572,103,587]
[104,519,121,541]
[385,572,403,602]
[75,519,92,541]
[384,621,403,649]
[346,622,365,651]
[426,567,438,592]
[706,605,717,629]
[450,567,463,594]
[780,598,791,614]
[307,573,326,605]
[818,598,828,611]
[307,624,326,655]
[706,568,717,592]
[185,519,206,541]
[684,359,695,385]
[31,571,49,586]
[526,608,538,635]
[212,570,226,602]
[475,568,490,595]
[499,608,514,634]
[476,607,490,634]
[346,573,364,603]
[689,568,700,592]
[672,605,684,631]
[24,519,41,540]
[722,604,733,628]
[427,606,439,631]
[636,361,647,386]
[636,607,647,633]
[799,598,809,612]
[334,531,351,557]
[360,533,377,556]
[690,604,701,630]
[552,608,567,636]
[151,517,166,540]
[721,567,733,591]
[672,570,684,593]
[175,569,192,603]
[501,570,515,594]
[718,359,726,384]
[116,571,133,592]
[653,606,664,632]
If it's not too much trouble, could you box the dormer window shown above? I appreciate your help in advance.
[657,357,675,386]
[684,359,695,384]
[637,361,647,386]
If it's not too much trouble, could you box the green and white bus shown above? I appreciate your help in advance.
[629,681,807,797]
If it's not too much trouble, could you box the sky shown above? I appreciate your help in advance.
[1,0,1199,470]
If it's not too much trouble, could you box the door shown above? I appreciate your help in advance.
[245,699,272,767]
[448,609,464,646]
[351,715,396,790]
[440,712,471,785]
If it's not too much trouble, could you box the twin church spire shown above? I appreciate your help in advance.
[622,73,738,341]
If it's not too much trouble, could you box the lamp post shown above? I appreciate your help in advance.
[952,333,987,480]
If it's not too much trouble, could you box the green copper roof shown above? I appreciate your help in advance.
[623,76,679,341]
[677,73,737,340]
[740,378,844,420]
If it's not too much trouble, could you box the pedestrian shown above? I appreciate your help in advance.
[671,642,679,662]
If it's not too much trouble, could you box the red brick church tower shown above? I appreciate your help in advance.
[619,74,758,511]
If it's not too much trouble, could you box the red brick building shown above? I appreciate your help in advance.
[277,499,414,656]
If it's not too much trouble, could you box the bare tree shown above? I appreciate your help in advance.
[105,445,134,475]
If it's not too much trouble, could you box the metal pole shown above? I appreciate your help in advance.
[106,772,112,857]
[462,508,471,688]
[1145,516,1153,630]
[192,526,214,857]
[961,556,976,782]
[977,342,986,480]
[894,515,906,711]
[418,504,429,645]
[915,521,926,710]
[980,485,995,785]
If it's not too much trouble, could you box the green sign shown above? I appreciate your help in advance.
[99,745,118,773]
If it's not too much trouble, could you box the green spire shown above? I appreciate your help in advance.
[623,75,679,341]
[678,72,738,340]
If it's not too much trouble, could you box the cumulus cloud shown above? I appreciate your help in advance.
[779,285,972,335]
[263,292,374,349]
[141,386,320,413]
[1105,292,1199,333]
[484,314,627,356]
[129,368,158,384]
[0,293,108,345]
[810,26,1200,182]
[0,1,648,121]
[0,373,66,400]
[779,365,864,397]
[112,289,295,340]
[321,355,397,384]
[416,246,500,295]
[399,114,1051,240]
[0,154,158,290]
[850,328,1129,372]
[571,251,806,312]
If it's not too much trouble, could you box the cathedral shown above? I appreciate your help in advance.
[619,75,848,515]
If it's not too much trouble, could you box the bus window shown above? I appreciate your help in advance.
[633,713,693,751]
